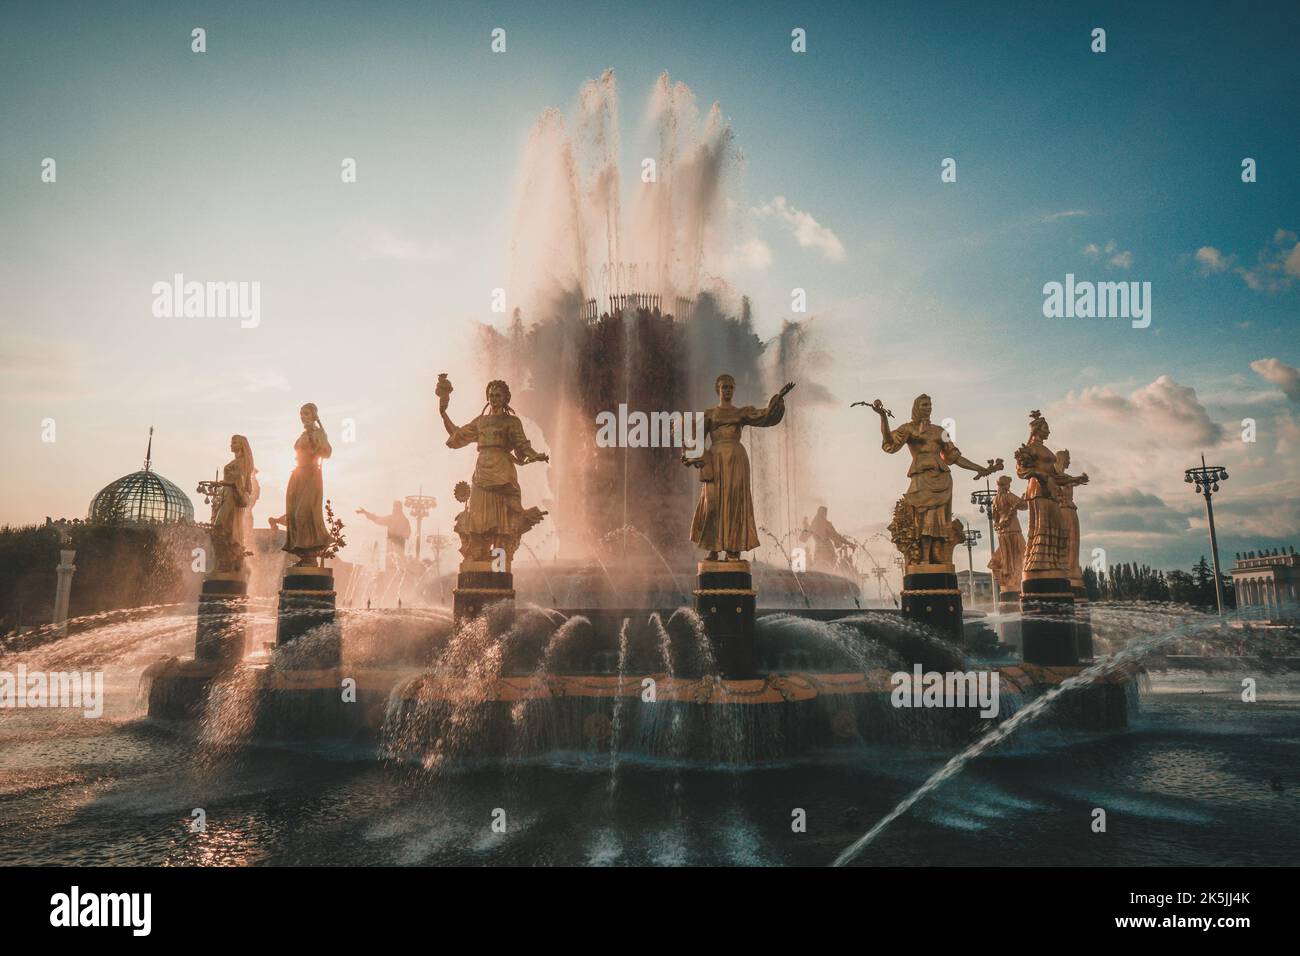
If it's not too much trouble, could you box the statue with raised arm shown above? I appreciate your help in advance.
[865,394,1003,567]
[684,375,794,561]
[439,375,548,568]
[357,500,411,561]
[210,435,255,574]
[1053,449,1090,584]
[987,474,1029,592]
[801,505,849,572]
[1014,410,1072,577]
[270,402,333,567]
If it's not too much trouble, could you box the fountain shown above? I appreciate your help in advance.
[138,72,1145,764]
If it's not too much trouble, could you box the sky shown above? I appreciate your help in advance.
[1,0,1298,580]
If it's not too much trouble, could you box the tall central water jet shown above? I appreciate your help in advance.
[478,71,804,569]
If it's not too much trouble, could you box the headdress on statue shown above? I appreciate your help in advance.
[479,380,518,417]
[231,435,254,495]
[911,394,931,423]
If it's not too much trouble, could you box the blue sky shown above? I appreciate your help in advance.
[2,0,1298,575]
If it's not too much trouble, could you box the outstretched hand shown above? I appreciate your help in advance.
[778,382,796,398]
[974,458,1005,479]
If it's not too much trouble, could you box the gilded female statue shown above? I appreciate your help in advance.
[211,435,255,574]
[685,375,794,561]
[271,402,333,566]
[1053,448,1089,582]
[870,394,1001,566]
[440,378,548,566]
[1014,410,1074,577]
[987,474,1028,592]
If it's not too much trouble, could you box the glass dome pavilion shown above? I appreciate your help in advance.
[87,427,195,525]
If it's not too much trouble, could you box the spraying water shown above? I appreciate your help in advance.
[830,608,1243,866]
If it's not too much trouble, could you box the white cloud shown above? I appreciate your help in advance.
[1196,229,1299,293]
[1065,375,1223,447]
[1082,239,1133,270]
[724,237,773,271]
[1251,358,1300,403]
[1194,246,1233,274]
[362,229,454,262]
[1043,209,1089,222]
[1087,488,1190,536]
[752,197,846,261]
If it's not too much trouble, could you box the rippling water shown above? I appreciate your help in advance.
[2,669,1297,866]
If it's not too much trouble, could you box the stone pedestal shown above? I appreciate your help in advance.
[997,589,1022,651]
[1071,579,1093,660]
[901,563,963,643]
[694,560,756,679]
[1020,573,1077,665]
[453,560,515,628]
[276,566,339,667]
[196,572,248,664]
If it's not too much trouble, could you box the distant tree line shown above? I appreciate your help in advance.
[0,521,197,640]
[1082,556,1235,609]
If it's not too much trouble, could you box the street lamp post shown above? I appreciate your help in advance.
[1184,454,1229,615]
[963,526,983,605]
[971,479,997,563]
[871,565,888,605]
[426,530,453,603]
[404,489,437,560]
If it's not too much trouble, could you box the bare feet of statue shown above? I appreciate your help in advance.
[725,551,740,561]
[706,551,719,561]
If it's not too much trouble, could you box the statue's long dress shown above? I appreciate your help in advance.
[1017,443,1069,575]
[690,396,786,554]
[212,458,249,568]
[988,490,1027,589]
[446,412,545,546]
[283,428,332,556]
[1057,478,1082,581]
[881,419,962,540]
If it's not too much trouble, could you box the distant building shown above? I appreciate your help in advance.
[955,569,995,605]
[87,428,194,525]
[1231,547,1298,622]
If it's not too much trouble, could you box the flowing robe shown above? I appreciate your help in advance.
[212,457,250,571]
[1056,471,1083,582]
[988,489,1028,590]
[881,419,962,540]
[283,427,332,555]
[446,412,545,550]
[689,396,786,554]
[1016,441,1069,575]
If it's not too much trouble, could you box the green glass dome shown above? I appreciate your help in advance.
[87,428,195,525]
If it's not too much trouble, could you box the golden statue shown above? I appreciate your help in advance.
[210,435,255,574]
[1053,448,1089,584]
[987,474,1028,592]
[684,375,794,560]
[866,394,1002,568]
[440,376,548,568]
[1014,410,1080,578]
[270,402,333,567]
